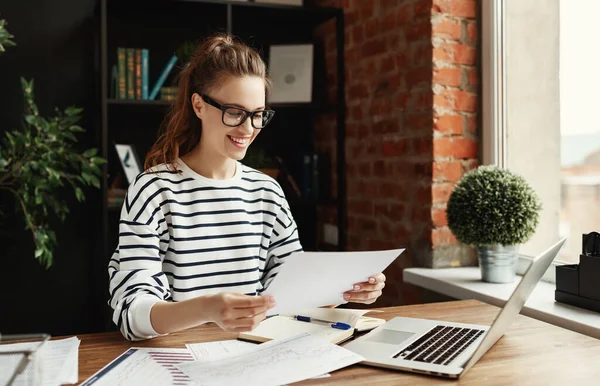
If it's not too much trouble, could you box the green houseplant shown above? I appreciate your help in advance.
[447,165,542,283]
[0,19,104,268]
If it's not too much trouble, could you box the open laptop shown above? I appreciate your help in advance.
[345,238,566,379]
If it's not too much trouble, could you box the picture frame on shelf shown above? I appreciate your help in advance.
[268,44,314,104]
[114,143,142,184]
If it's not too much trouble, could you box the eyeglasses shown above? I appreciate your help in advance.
[202,95,275,129]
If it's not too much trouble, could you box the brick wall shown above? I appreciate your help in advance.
[313,0,479,306]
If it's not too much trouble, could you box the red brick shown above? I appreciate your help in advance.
[433,67,462,87]
[380,56,396,74]
[466,114,477,134]
[405,114,432,132]
[349,199,373,216]
[414,1,432,18]
[358,0,375,19]
[434,114,463,135]
[434,43,476,65]
[432,0,477,19]
[359,218,378,231]
[465,159,479,172]
[407,67,431,88]
[432,18,462,41]
[468,67,478,86]
[349,83,369,99]
[435,89,477,112]
[412,43,432,66]
[358,162,371,177]
[397,4,413,25]
[431,226,457,247]
[365,18,380,38]
[433,137,478,159]
[361,37,387,57]
[351,104,364,120]
[412,91,434,111]
[432,207,448,227]
[352,25,365,46]
[433,161,463,182]
[406,19,431,42]
[467,20,477,43]
[395,92,410,109]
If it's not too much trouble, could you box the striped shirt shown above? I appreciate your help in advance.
[108,159,303,341]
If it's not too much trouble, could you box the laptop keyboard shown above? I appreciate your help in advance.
[392,325,485,366]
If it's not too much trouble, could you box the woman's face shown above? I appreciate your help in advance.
[192,76,266,161]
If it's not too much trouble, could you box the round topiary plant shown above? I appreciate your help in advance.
[447,165,542,247]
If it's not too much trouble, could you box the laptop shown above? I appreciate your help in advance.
[344,238,566,379]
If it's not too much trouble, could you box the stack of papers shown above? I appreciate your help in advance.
[177,333,364,386]
[0,336,80,386]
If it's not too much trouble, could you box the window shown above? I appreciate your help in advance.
[483,0,600,269]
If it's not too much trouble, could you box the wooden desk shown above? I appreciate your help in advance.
[75,300,600,385]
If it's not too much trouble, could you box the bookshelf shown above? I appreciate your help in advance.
[98,0,346,266]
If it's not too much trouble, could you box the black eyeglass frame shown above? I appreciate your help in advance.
[201,95,275,129]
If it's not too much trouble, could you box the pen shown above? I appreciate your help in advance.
[294,315,352,330]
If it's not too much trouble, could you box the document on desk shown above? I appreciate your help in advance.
[186,340,257,361]
[177,333,363,386]
[0,336,80,386]
[263,248,404,315]
[80,347,195,386]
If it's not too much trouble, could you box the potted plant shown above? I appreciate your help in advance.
[447,165,542,283]
[0,19,104,268]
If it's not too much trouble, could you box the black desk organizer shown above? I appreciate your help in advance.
[555,232,600,313]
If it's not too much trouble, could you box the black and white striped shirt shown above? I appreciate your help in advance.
[108,159,303,341]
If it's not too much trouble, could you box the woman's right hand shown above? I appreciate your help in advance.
[206,293,276,333]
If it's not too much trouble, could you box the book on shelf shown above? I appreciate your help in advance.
[117,48,126,99]
[134,49,142,100]
[115,47,151,100]
[126,48,135,99]
[238,307,385,345]
[149,55,179,100]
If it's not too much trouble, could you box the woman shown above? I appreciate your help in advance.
[108,34,386,341]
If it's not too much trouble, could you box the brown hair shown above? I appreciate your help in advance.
[144,33,271,170]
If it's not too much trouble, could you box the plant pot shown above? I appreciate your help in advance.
[477,245,519,283]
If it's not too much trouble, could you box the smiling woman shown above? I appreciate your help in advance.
[107,33,386,342]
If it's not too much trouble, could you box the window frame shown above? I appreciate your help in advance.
[481,0,559,283]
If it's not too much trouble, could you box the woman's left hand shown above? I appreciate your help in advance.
[343,273,386,304]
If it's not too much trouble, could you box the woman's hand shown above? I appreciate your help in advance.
[343,273,386,305]
[207,293,276,333]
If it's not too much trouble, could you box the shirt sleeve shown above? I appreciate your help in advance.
[107,175,171,341]
[260,199,303,291]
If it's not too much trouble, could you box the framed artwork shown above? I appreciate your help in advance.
[268,44,314,103]
[114,143,142,184]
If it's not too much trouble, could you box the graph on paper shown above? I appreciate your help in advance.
[80,347,195,386]
[177,333,364,386]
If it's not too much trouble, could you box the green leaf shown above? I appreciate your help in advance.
[65,106,83,117]
[83,148,98,158]
[69,125,84,132]
[90,156,106,165]
[75,187,85,202]
[35,248,44,259]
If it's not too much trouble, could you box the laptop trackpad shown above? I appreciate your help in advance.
[367,329,414,345]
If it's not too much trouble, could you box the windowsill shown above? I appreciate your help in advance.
[403,267,600,339]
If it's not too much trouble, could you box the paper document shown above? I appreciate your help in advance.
[186,340,257,361]
[263,249,404,315]
[177,333,363,386]
[0,336,80,386]
[80,347,195,386]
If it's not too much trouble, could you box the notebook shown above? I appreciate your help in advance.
[238,308,386,345]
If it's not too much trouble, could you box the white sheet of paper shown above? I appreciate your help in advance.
[186,340,257,361]
[0,336,80,386]
[263,249,404,315]
[177,333,363,386]
[186,340,331,380]
[80,347,195,386]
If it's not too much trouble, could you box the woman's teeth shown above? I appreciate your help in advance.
[229,136,249,144]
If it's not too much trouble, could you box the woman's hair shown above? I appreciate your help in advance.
[144,33,271,170]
